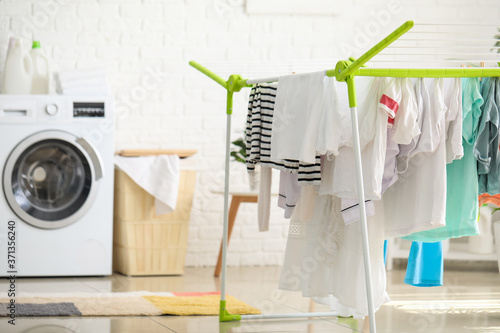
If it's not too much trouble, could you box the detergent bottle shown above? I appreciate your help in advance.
[30,40,50,94]
[1,37,33,94]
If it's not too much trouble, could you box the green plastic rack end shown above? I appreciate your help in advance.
[219,300,241,322]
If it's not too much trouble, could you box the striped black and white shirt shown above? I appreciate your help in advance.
[245,83,322,185]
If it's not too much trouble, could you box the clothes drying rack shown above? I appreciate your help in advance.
[189,20,500,333]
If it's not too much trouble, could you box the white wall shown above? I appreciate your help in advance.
[1,0,500,268]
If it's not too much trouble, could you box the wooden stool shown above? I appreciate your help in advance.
[214,191,258,277]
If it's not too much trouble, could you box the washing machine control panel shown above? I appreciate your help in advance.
[73,102,105,118]
[0,96,111,123]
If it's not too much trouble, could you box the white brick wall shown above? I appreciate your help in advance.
[1,0,500,268]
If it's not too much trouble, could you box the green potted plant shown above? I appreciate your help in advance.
[230,136,259,190]
[493,29,500,67]
[230,138,246,164]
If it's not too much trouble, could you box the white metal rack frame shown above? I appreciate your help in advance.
[189,20,500,333]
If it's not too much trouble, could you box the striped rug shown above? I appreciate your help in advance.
[0,291,260,317]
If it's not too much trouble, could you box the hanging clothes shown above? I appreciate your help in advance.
[316,75,345,160]
[245,83,322,184]
[316,77,392,201]
[320,77,419,225]
[340,198,375,225]
[444,78,464,163]
[388,80,455,284]
[404,241,443,287]
[279,195,388,319]
[384,78,449,239]
[382,77,421,194]
[405,78,481,241]
[278,171,301,219]
[328,77,393,200]
[271,71,341,165]
[246,83,321,231]
[318,77,382,224]
[402,78,468,242]
[278,77,403,317]
[475,77,500,195]
[479,193,500,206]
[258,166,272,232]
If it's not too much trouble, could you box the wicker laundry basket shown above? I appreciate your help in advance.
[113,150,197,276]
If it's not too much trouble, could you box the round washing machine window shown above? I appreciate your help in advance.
[3,131,102,229]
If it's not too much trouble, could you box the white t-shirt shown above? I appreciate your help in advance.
[325,77,402,200]
[278,171,301,219]
[382,129,401,194]
[400,78,464,241]
[392,78,421,145]
[382,78,421,194]
[318,77,373,197]
[316,77,343,160]
[384,78,449,238]
[279,194,388,319]
[271,71,341,165]
[444,78,464,163]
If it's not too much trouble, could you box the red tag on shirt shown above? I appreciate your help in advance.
[380,94,399,126]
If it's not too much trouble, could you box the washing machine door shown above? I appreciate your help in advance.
[3,130,103,229]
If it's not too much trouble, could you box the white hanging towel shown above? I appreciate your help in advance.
[114,155,180,216]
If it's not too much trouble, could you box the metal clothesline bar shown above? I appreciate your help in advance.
[398,38,499,42]
[377,52,500,56]
[369,60,500,63]
[243,66,500,85]
[415,23,500,27]
[406,31,497,34]
[350,66,500,78]
[233,65,500,85]
[389,46,500,49]
[245,76,281,84]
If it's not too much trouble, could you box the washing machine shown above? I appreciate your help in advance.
[0,95,114,277]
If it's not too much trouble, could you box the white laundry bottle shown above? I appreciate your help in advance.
[1,37,33,94]
[30,40,50,94]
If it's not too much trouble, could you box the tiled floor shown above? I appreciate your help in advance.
[1,266,500,332]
